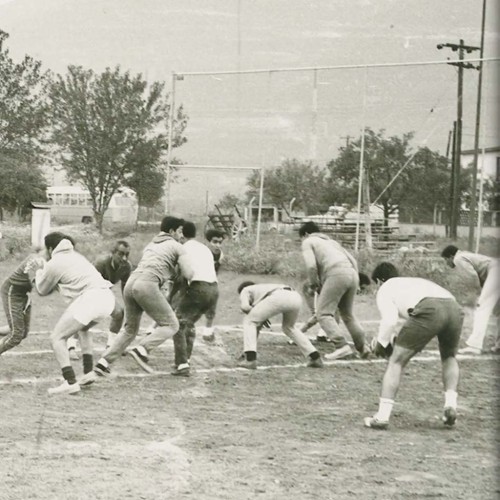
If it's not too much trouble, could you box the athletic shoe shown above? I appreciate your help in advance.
[490,343,500,354]
[315,335,331,343]
[171,365,190,377]
[458,346,482,355]
[47,381,81,395]
[324,345,355,361]
[128,347,154,373]
[68,348,79,361]
[237,359,257,370]
[443,407,457,427]
[94,363,112,377]
[79,371,97,386]
[364,416,389,430]
[306,357,324,368]
[359,342,373,360]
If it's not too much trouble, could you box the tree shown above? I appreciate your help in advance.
[49,65,188,231]
[0,30,51,220]
[246,159,327,215]
[326,128,450,224]
[0,154,47,221]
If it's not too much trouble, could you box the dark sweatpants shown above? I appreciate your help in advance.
[173,281,219,367]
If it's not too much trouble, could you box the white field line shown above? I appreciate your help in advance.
[0,353,497,387]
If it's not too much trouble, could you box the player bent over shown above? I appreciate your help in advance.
[237,281,323,369]
[441,245,499,355]
[364,262,464,430]
[82,216,193,382]
[33,232,115,395]
[67,239,132,359]
[0,253,45,356]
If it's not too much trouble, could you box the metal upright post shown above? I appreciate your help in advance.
[166,72,177,213]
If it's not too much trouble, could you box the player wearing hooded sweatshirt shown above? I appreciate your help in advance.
[81,216,194,382]
[299,221,369,360]
[33,232,115,395]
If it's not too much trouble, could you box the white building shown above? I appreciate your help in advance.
[461,146,500,182]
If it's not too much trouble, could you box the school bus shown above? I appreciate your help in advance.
[46,186,138,224]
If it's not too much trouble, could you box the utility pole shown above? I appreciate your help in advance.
[437,40,480,239]
[468,0,487,251]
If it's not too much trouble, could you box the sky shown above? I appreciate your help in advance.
[0,0,498,212]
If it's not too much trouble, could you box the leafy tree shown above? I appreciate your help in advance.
[0,30,51,219]
[326,128,451,224]
[246,159,326,215]
[0,154,47,221]
[0,30,51,159]
[49,65,188,231]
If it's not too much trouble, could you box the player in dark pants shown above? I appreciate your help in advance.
[201,229,225,341]
[171,222,219,376]
[0,254,45,355]
[364,262,464,430]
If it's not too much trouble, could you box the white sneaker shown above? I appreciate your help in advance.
[47,381,81,395]
[324,345,355,361]
[79,371,97,386]
[128,347,154,373]
[458,346,482,355]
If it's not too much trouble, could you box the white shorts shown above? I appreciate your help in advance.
[67,288,115,326]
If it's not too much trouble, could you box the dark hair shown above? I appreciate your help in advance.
[113,240,130,252]
[372,262,399,283]
[298,221,320,237]
[237,281,255,294]
[441,245,459,259]
[182,221,196,239]
[205,229,225,242]
[160,216,184,233]
[44,232,75,251]
[358,272,371,288]
[302,281,314,296]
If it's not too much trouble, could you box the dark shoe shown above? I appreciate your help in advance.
[443,407,457,427]
[364,416,389,430]
[171,366,190,377]
[306,357,324,368]
[94,363,112,377]
[237,359,257,370]
[315,334,331,343]
[359,343,373,360]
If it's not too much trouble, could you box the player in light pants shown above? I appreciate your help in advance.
[364,262,464,430]
[441,245,500,354]
[237,281,323,369]
[33,232,115,395]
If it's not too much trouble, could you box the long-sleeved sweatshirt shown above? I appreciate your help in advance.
[452,251,497,288]
[35,239,112,298]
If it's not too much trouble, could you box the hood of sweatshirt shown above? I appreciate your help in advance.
[152,232,176,244]
[52,238,75,256]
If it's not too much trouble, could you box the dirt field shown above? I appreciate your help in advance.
[0,264,498,500]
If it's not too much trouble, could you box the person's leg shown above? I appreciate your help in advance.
[106,299,124,348]
[48,308,87,395]
[0,285,30,355]
[67,333,79,360]
[465,268,500,351]
[78,321,97,375]
[364,344,416,429]
[337,270,368,354]
[315,275,349,349]
[280,291,319,362]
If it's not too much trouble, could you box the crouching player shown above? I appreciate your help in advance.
[364,262,464,430]
[237,281,323,369]
[33,232,115,395]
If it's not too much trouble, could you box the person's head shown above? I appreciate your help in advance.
[181,221,196,242]
[237,281,255,294]
[111,240,130,267]
[302,281,315,297]
[441,244,459,268]
[160,216,184,241]
[298,221,320,239]
[44,232,75,259]
[358,272,371,291]
[371,262,399,284]
[205,229,225,253]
